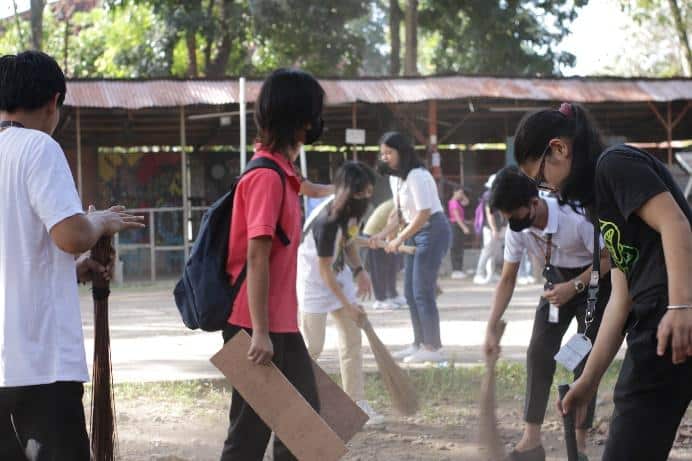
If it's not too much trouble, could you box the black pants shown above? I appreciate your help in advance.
[602,302,692,461]
[365,247,400,301]
[450,224,466,271]
[524,268,610,428]
[220,325,320,461]
[0,381,90,461]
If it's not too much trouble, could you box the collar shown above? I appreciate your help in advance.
[253,145,301,192]
[541,197,559,236]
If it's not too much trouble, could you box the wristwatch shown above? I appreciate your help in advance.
[573,279,586,294]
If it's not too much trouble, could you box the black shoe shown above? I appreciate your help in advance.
[505,445,546,461]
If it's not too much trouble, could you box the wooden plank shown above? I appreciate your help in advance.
[210,331,348,461]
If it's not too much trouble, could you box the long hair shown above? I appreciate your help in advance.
[513,103,605,211]
[379,131,424,179]
[329,161,377,223]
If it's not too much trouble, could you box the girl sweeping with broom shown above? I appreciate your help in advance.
[297,161,387,426]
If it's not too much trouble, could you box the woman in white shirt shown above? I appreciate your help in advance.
[371,132,451,363]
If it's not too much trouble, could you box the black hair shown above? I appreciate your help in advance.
[0,51,66,112]
[330,161,377,222]
[254,68,325,154]
[489,166,539,212]
[379,131,424,179]
[513,103,605,209]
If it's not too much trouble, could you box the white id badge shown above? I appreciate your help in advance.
[554,334,593,371]
[548,304,559,323]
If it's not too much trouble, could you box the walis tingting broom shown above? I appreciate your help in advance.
[90,236,117,461]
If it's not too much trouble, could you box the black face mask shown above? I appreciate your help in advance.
[344,197,370,221]
[509,208,535,232]
[305,117,324,145]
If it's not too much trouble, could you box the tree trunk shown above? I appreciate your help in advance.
[667,0,692,76]
[207,0,234,77]
[30,0,45,51]
[186,31,198,77]
[202,0,216,73]
[11,0,26,49]
[404,0,418,76]
[389,0,402,76]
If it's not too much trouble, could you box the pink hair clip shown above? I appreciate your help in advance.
[558,102,573,118]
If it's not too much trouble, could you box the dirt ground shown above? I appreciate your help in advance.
[85,375,692,461]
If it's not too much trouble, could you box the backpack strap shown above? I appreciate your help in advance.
[242,156,291,246]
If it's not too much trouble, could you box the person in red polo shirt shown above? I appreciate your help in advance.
[220,68,326,461]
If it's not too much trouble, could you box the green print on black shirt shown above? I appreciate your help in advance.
[599,219,639,274]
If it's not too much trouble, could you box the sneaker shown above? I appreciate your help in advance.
[388,296,407,308]
[517,276,530,285]
[392,344,419,360]
[473,275,490,285]
[451,270,467,279]
[403,348,447,364]
[372,300,395,310]
[525,275,536,284]
[505,445,546,461]
[356,400,385,426]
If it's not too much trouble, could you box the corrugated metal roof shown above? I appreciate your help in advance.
[64,75,692,109]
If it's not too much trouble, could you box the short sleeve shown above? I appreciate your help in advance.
[578,217,604,254]
[596,150,669,220]
[408,170,435,211]
[503,229,525,263]
[26,136,83,231]
[240,169,284,239]
[312,214,340,258]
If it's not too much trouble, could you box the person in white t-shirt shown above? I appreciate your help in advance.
[0,51,144,461]
[483,167,611,461]
[298,161,384,426]
[370,132,451,364]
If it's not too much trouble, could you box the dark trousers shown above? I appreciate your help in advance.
[602,302,692,461]
[404,212,451,349]
[220,325,320,461]
[365,247,400,301]
[0,381,90,461]
[450,223,466,271]
[524,269,610,428]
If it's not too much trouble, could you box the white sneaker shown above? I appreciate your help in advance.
[403,348,447,364]
[473,275,490,285]
[357,400,385,426]
[372,300,395,310]
[392,344,419,360]
[525,275,536,284]
[390,295,407,307]
[517,276,529,285]
[451,271,467,279]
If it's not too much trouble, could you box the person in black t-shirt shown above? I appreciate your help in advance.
[513,102,692,461]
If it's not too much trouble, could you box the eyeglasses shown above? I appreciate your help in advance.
[528,143,557,192]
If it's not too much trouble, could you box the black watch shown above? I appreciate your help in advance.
[574,279,586,293]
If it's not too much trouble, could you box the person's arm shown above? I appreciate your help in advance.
[317,256,365,322]
[246,237,274,365]
[50,206,144,254]
[544,249,612,307]
[300,179,335,198]
[344,240,372,300]
[636,191,692,363]
[559,268,631,415]
[369,208,400,244]
[484,261,520,356]
[486,205,498,237]
[451,207,471,234]
[385,208,431,253]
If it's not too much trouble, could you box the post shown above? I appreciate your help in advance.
[428,100,441,179]
[459,149,464,186]
[666,102,673,167]
[76,107,83,199]
[300,146,308,211]
[180,106,190,260]
[240,77,247,172]
[149,210,156,282]
[351,103,358,160]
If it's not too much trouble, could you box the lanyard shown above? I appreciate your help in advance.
[544,233,553,267]
[395,177,405,226]
[584,221,600,333]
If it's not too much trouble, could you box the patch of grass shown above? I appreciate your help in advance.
[84,379,230,408]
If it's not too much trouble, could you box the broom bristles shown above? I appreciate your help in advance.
[361,318,419,416]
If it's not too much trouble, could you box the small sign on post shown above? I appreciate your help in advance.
[345,128,366,145]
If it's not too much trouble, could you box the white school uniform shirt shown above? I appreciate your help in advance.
[0,127,88,387]
[504,196,603,269]
[297,196,358,314]
[389,168,443,224]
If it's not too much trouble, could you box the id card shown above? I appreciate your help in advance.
[554,334,592,371]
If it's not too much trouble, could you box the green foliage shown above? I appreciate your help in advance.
[418,0,588,76]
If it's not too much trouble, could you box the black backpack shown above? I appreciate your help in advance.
[173,157,290,331]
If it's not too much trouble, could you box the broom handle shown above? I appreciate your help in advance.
[352,236,416,255]
[558,384,579,461]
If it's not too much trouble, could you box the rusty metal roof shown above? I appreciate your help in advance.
[64,75,692,109]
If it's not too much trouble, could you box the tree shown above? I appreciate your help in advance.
[668,0,692,75]
[30,0,45,50]
[403,0,417,75]
[389,0,402,75]
[418,0,587,76]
